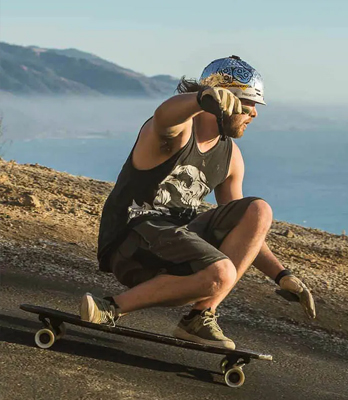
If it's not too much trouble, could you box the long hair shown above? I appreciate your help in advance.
[176,77,202,94]
[176,74,227,94]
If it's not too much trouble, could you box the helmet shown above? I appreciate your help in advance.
[199,55,266,105]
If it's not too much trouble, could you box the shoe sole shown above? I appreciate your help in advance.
[80,293,95,322]
[173,326,236,350]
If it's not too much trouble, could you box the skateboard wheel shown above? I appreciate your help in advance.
[35,328,56,349]
[224,366,245,388]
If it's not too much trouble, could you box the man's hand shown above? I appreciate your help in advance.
[277,273,316,319]
[197,87,242,117]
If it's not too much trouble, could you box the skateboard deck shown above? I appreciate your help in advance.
[20,303,272,388]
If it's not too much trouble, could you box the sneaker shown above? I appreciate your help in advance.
[80,293,120,327]
[173,308,236,350]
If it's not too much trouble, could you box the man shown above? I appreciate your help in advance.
[80,55,316,350]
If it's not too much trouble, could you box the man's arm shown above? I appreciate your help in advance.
[135,87,242,167]
[254,243,316,318]
[153,93,203,139]
[132,93,203,169]
[215,142,285,279]
[152,87,242,141]
[215,142,316,318]
[214,142,244,203]
[252,242,285,280]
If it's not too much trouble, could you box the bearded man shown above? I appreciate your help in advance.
[80,55,316,350]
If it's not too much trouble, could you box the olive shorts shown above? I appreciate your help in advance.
[110,197,260,288]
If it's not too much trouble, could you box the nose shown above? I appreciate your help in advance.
[251,106,258,118]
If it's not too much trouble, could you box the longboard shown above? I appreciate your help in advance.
[20,303,272,388]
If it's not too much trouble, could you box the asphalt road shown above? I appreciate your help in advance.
[1,271,347,400]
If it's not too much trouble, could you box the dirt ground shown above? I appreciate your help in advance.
[1,158,348,338]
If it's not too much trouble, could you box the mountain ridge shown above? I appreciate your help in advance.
[0,42,178,97]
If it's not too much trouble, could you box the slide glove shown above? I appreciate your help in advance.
[197,87,242,118]
[275,270,316,319]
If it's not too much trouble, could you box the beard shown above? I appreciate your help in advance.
[223,114,249,138]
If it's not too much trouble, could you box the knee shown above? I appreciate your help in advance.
[204,259,236,295]
[245,199,273,231]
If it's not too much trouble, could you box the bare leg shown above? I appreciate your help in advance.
[193,199,273,311]
[114,258,236,314]
[220,199,273,282]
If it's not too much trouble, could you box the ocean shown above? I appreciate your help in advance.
[2,128,347,235]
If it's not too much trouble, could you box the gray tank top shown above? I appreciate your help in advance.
[98,122,233,271]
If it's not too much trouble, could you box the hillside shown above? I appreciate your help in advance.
[0,42,178,97]
[0,158,348,342]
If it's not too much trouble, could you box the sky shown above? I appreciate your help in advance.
[1,0,348,104]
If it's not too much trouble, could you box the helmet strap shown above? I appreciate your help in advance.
[216,111,226,141]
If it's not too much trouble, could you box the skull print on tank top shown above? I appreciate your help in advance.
[98,121,233,272]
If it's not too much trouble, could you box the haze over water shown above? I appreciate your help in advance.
[1,97,347,235]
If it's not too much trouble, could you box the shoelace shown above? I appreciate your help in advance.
[201,312,223,333]
[96,299,117,327]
